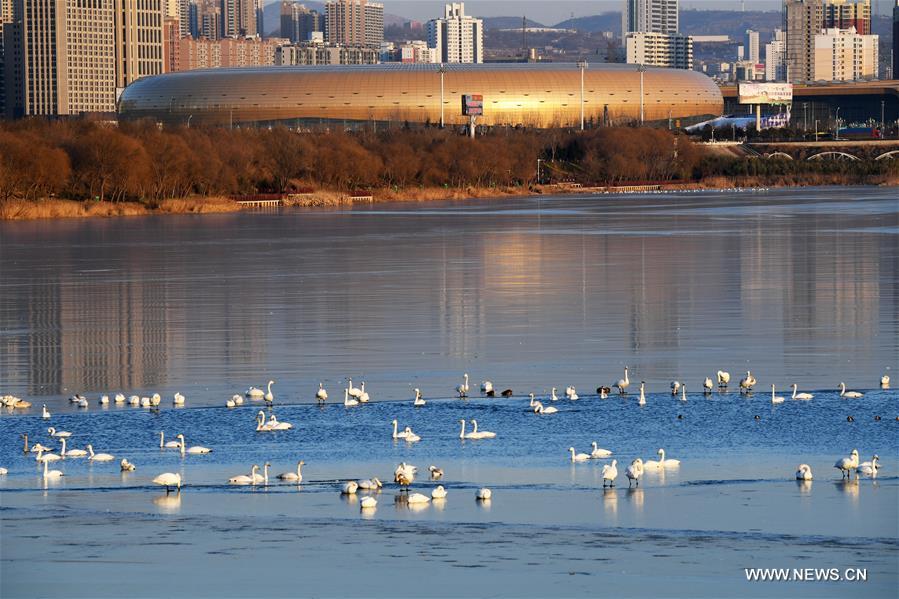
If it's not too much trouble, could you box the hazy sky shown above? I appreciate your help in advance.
[381,1,787,23]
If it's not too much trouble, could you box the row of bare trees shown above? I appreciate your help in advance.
[0,120,704,203]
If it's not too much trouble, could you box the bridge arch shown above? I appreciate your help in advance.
[807,151,860,161]
[765,152,793,160]
[874,150,899,161]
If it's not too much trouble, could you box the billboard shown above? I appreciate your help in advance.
[462,94,483,116]
[738,83,793,105]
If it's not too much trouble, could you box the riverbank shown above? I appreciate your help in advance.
[2,176,896,221]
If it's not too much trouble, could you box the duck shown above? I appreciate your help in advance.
[703,377,714,393]
[470,420,496,439]
[565,386,578,400]
[428,465,443,480]
[263,381,274,403]
[358,477,382,490]
[176,434,211,455]
[601,460,618,487]
[717,370,731,388]
[857,455,879,477]
[500,389,513,398]
[838,383,863,399]
[771,384,785,404]
[357,382,370,403]
[87,445,114,461]
[229,464,259,485]
[60,438,87,458]
[360,496,378,509]
[739,371,756,392]
[413,388,426,407]
[791,384,813,400]
[569,447,591,462]
[277,461,305,482]
[42,459,64,479]
[347,378,362,398]
[394,462,416,487]
[881,375,890,389]
[615,366,630,395]
[431,485,447,499]
[476,488,492,501]
[596,386,611,399]
[834,449,860,479]
[120,458,136,472]
[316,382,328,404]
[153,472,182,494]
[344,388,359,407]
[670,381,681,395]
[456,373,470,398]
[533,401,558,414]
[638,381,646,406]
[42,404,51,419]
[341,481,359,495]
[795,464,813,480]
[173,392,185,406]
[625,458,644,487]
[590,442,612,459]
[47,427,72,438]
[159,431,182,449]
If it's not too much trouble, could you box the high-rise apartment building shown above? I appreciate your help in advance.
[893,0,899,78]
[625,31,692,69]
[824,0,869,34]
[194,0,220,39]
[813,26,877,81]
[784,0,871,82]
[622,0,678,36]
[426,2,483,64]
[221,0,256,38]
[745,29,759,63]
[765,28,786,80]
[1,0,13,117]
[324,0,383,48]
[280,1,321,43]
[5,0,117,117]
[115,0,165,90]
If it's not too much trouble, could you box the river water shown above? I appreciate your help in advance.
[0,187,897,597]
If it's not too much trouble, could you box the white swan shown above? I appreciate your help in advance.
[256,411,275,431]
[0,467,7,475]
[625,458,644,487]
[602,460,618,487]
[42,404,51,419]
[533,401,558,414]
[357,382,370,403]
[456,373,470,398]
[266,413,293,430]
[43,459,64,479]
[263,380,274,403]
[771,384,785,404]
[413,388,426,407]
[252,463,270,485]
[392,419,411,439]
[703,377,714,393]
[233,394,244,405]
[680,385,687,402]
[153,472,182,493]
[739,371,756,392]
[177,434,211,455]
[87,445,114,461]
[128,395,140,406]
[114,393,126,404]
[791,384,813,400]
[458,419,478,440]
[226,397,236,408]
[638,381,646,406]
[358,477,382,490]
[569,447,591,462]
[402,427,421,442]
[246,384,264,398]
[476,488,492,500]
[277,460,305,481]
[34,449,61,463]
[150,393,162,407]
[60,439,87,458]
[881,375,890,388]
[229,464,259,485]
[643,448,680,468]
[565,386,579,400]
[857,455,879,477]
[717,370,731,387]
[120,458,136,471]
[616,366,630,394]
[394,462,416,487]
[173,392,185,405]
[407,492,430,504]
[360,496,377,509]
[47,427,71,438]
[834,449,860,479]
[341,480,359,495]
[431,485,447,499]
[99,395,109,405]
[550,387,559,402]
[316,382,328,404]
[347,378,362,398]
[140,397,151,408]
[159,432,182,449]
[795,464,813,480]
[590,442,612,458]
[670,381,681,395]
[428,465,444,479]
[470,420,496,439]
[344,388,359,407]
[481,380,493,394]
[838,383,863,398]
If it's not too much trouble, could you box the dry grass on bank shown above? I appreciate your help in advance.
[0,197,240,220]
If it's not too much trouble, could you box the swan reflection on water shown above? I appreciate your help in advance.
[836,479,860,504]
[796,479,813,495]
[626,487,644,510]
[602,487,618,517]
[153,492,182,513]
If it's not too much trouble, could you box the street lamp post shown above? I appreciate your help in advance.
[814,119,819,142]
[438,63,446,128]
[637,64,646,125]
[577,59,588,131]
[881,100,885,138]
[803,102,807,132]
[834,107,840,140]
[536,158,543,184]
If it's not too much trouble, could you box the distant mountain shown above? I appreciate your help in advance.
[680,9,782,39]
[553,12,620,33]
[482,17,546,30]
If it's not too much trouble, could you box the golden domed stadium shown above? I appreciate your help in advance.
[117,63,723,128]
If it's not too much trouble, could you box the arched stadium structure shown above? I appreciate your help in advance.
[117,63,723,129]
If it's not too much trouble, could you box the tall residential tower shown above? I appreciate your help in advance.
[324,0,383,48]
[426,2,483,63]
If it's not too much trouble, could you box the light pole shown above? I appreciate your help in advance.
[814,119,819,142]
[637,64,646,125]
[802,102,807,132]
[438,63,446,128]
[536,158,543,184]
[577,59,588,131]
[834,107,840,140]
[881,100,885,138]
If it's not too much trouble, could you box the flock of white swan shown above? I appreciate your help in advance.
[0,368,891,506]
